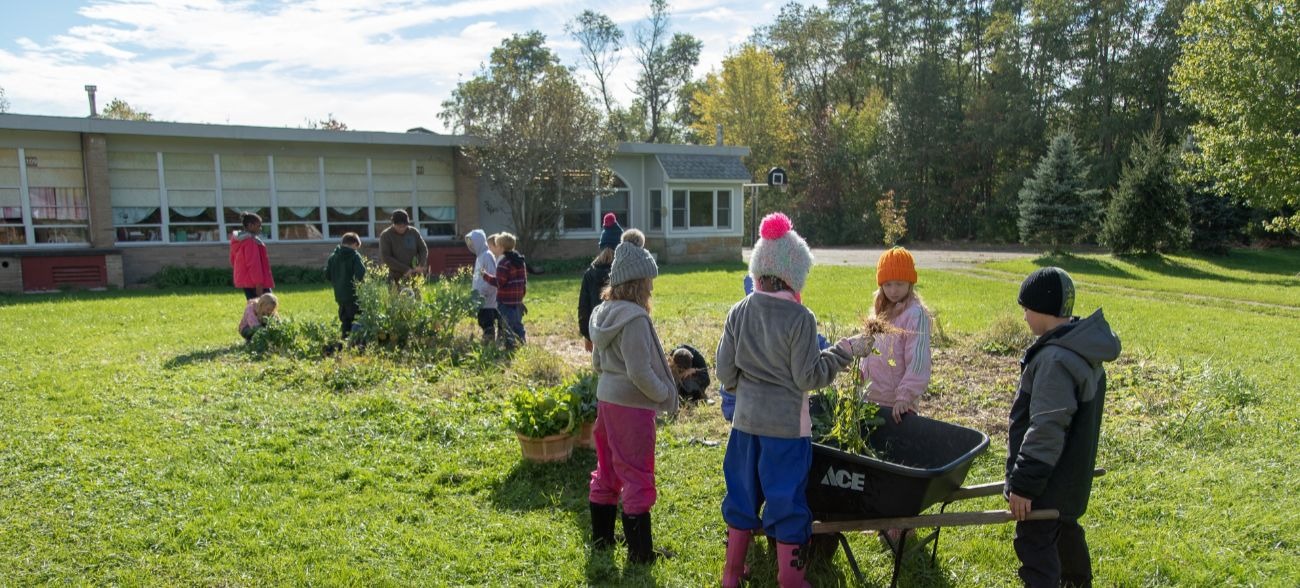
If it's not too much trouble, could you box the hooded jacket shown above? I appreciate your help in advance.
[589,300,678,413]
[230,230,274,290]
[325,245,366,305]
[465,230,498,309]
[1006,309,1121,518]
[859,298,932,408]
[577,260,612,340]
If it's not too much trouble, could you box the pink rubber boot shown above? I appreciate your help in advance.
[721,527,752,587]
[776,542,810,588]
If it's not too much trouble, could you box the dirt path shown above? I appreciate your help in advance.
[743,245,1039,269]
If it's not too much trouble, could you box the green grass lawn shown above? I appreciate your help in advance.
[1,247,1297,586]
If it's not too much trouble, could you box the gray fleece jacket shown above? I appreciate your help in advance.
[589,300,679,413]
[716,293,854,439]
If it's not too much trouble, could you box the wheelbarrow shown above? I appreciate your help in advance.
[765,413,1102,587]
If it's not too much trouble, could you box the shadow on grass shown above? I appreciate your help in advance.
[1030,253,1139,280]
[163,343,245,369]
[802,532,958,587]
[488,447,597,512]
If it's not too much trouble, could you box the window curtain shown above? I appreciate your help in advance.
[114,207,159,225]
[420,206,455,221]
[289,207,317,218]
[171,207,207,218]
[332,206,364,216]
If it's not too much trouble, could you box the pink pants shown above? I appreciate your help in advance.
[589,401,657,515]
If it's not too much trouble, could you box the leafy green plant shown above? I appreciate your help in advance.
[567,371,599,424]
[352,262,478,350]
[507,383,576,438]
[247,316,337,360]
[812,365,882,457]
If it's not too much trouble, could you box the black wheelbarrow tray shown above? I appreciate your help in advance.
[775,413,1104,587]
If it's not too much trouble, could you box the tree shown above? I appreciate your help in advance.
[439,32,615,257]
[0,86,9,113]
[1018,132,1102,251]
[690,45,796,173]
[1101,129,1190,254]
[1173,0,1300,232]
[305,114,349,131]
[566,10,625,135]
[101,98,153,121]
[632,0,702,143]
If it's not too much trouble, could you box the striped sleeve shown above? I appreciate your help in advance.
[897,306,933,402]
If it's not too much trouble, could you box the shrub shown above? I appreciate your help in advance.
[247,316,338,360]
[973,313,1035,356]
[507,383,576,438]
[151,265,327,288]
[352,262,478,349]
[510,346,571,386]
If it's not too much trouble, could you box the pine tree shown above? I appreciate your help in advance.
[1017,132,1101,252]
[1101,130,1191,254]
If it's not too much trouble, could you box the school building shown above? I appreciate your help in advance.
[0,113,751,293]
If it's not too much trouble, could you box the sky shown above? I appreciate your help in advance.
[0,0,816,134]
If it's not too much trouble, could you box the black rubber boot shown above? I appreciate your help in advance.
[590,502,617,550]
[622,512,657,564]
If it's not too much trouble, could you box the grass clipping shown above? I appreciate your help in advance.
[812,317,904,457]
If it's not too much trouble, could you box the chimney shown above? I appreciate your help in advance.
[85,85,98,117]
[715,124,723,146]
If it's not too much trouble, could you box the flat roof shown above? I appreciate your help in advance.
[0,113,752,157]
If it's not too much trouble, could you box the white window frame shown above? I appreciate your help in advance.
[666,184,738,234]
[560,172,631,236]
[0,147,93,249]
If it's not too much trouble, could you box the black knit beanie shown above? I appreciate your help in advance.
[1018,267,1076,317]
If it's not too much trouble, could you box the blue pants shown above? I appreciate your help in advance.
[722,429,812,544]
[497,303,526,345]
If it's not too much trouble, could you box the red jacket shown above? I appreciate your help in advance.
[230,231,275,289]
[484,251,527,305]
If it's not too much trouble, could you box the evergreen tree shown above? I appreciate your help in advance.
[1101,130,1190,254]
[1187,188,1246,254]
[1017,132,1101,251]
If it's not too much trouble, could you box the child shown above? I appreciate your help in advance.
[465,229,500,342]
[578,213,621,352]
[481,232,527,347]
[239,293,279,341]
[229,211,274,300]
[716,213,871,588]
[1006,267,1120,587]
[670,345,710,402]
[860,247,933,425]
[587,240,679,564]
[325,232,367,338]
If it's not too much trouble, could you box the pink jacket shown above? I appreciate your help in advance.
[238,300,262,333]
[230,231,275,290]
[858,299,932,408]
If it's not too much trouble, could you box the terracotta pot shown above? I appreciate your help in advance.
[575,421,596,449]
[517,432,574,463]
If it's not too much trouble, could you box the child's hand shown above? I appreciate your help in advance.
[837,334,873,356]
[1007,492,1033,521]
[891,398,916,423]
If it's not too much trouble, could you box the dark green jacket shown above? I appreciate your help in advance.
[1006,309,1121,518]
[325,245,366,305]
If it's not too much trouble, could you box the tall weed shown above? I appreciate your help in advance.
[973,313,1035,355]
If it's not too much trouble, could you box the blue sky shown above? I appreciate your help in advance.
[0,0,815,133]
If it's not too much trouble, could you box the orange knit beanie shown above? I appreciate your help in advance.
[876,246,917,285]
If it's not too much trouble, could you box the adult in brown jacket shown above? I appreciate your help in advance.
[378,209,428,283]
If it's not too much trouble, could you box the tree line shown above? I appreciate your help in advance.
[553,0,1297,253]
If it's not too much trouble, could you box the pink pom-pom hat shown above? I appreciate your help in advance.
[749,211,813,294]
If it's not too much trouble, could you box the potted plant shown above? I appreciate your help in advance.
[568,371,599,449]
[507,383,576,462]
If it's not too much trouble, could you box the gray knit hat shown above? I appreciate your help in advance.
[609,241,658,286]
[748,212,813,294]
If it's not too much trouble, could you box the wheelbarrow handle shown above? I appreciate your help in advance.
[942,468,1107,503]
[812,508,1062,534]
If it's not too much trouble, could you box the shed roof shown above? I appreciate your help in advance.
[656,153,752,181]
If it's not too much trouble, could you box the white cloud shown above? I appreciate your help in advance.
[0,0,820,132]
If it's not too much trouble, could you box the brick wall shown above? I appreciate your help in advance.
[81,133,114,248]
[0,256,22,294]
[105,253,124,289]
